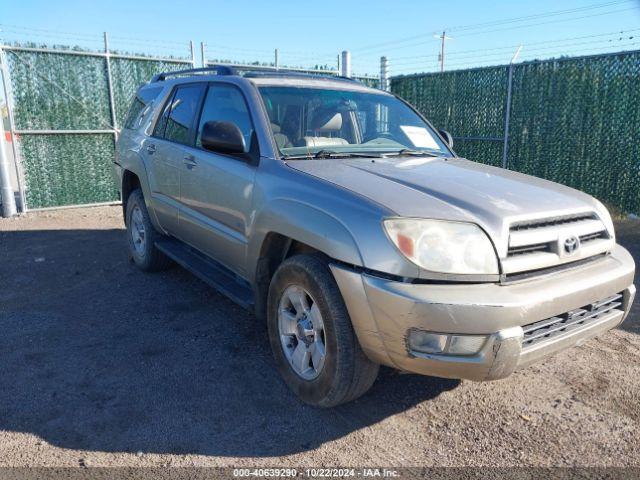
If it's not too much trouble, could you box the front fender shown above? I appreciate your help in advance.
[247,198,364,283]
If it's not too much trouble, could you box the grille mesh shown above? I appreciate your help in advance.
[510,213,596,232]
[522,293,623,348]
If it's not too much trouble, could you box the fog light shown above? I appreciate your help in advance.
[408,330,447,354]
[448,335,487,355]
[408,330,488,356]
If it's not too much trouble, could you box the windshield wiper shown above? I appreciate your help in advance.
[283,150,383,160]
[389,149,439,157]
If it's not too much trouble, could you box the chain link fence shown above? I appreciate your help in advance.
[391,49,640,215]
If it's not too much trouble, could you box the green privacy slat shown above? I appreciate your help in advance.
[391,51,640,214]
[20,134,117,209]
[353,76,380,89]
[507,53,640,215]
[6,49,190,208]
[452,140,503,168]
[110,58,188,127]
[6,50,111,130]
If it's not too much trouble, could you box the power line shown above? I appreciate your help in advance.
[388,33,639,66]
[390,40,640,74]
[454,6,639,38]
[0,23,100,40]
[444,0,632,32]
[384,28,640,62]
[352,1,637,54]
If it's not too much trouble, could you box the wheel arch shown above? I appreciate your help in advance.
[249,199,364,320]
[118,148,161,231]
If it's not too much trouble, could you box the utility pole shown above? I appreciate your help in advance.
[435,31,452,73]
[341,50,351,78]
[502,46,523,169]
[190,41,196,68]
[274,49,279,70]
[510,45,523,64]
[200,42,206,68]
[380,56,389,91]
[0,109,17,217]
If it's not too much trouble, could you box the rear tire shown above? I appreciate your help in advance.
[267,254,379,407]
[125,189,172,272]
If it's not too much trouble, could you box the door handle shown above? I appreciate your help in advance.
[146,144,156,154]
[183,154,197,168]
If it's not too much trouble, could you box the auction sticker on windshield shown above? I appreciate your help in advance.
[400,125,440,149]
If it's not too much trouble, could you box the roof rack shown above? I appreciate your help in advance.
[150,65,237,83]
[242,71,359,83]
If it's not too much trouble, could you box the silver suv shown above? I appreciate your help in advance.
[114,66,636,407]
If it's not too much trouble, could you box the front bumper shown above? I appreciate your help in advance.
[330,244,636,381]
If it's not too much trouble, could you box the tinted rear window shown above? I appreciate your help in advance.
[123,86,163,130]
[162,84,205,145]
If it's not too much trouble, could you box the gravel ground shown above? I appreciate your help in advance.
[0,206,638,468]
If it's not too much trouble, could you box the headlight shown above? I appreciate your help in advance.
[383,218,498,275]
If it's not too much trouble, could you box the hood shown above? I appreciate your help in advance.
[286,156,604,258]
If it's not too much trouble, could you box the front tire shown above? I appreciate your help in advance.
[125,189,171,272]
[267,254,379,407]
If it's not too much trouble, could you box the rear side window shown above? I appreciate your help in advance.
[123,86,162,130]
[154,83,205,145]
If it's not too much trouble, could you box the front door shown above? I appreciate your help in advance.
[178,83,257,277]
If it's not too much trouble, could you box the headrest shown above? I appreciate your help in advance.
[311,112,342,132]
[271,123,281,133]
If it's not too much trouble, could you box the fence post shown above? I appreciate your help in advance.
[501,63,514,169]
[190,41,196,68]
[200,42,207,67]
[0,47,26,212]
[380,56,389,91]
[340,50,351,78]
[103,32,118,138]
[0,100,16,217]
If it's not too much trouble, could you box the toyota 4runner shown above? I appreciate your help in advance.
[114,66,636,407]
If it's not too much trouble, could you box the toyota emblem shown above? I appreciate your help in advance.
[564,236,580,254]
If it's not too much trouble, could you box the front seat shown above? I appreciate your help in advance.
[271,123,292,149]
[303,112,349,148]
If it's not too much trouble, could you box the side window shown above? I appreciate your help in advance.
[155,84,205,145]
[196,84,254,152]
[123,86,162,130]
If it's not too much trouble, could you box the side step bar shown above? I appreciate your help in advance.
[155,238,254,310]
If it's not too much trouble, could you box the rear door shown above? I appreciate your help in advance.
[143,83,205,233]
[178,82,257,276]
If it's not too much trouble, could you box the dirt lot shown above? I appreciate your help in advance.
[0,206,638,468]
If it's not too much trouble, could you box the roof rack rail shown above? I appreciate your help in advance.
[242,71,360,84]
[150,65,237,83]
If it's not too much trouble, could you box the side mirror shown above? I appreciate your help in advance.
[201,120,246,155]
[438,129,454,149]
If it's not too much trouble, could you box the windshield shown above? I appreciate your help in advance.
[258,86,452,158]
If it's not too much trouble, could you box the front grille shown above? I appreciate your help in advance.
[510,213,596,232]
[508,242,550,256]
[503,212,612,276]
[521,292,623,349]
[507,230,609,257]
[580,230,607,243]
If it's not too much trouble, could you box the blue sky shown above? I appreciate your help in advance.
[2,0,639,75]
